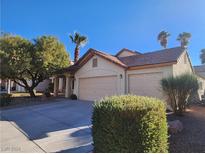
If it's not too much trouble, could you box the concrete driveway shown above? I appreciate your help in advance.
[0,99,93,153]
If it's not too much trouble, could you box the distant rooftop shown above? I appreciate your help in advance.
[194,65,205,72]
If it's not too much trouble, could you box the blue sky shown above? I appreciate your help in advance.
[1,0,205,65]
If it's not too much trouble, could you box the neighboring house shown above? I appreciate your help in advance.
[54,47,194,102]
[194,65,205,100]
[0,79,25,93]
[0,79,51,93]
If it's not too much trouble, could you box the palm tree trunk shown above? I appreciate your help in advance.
[74,46,79,63]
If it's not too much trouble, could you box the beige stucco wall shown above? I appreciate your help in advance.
[173,51,193,76]
[117,50,137,57]
[126,65,173,100]
[74,55,126,97]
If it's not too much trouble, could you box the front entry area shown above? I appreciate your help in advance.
[79,75,118,101]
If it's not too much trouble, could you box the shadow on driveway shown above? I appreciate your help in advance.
[1,99,94,152]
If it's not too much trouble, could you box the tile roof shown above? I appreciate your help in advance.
[119,47,184,67]
[55,65,80,74]
[194,65,205,72]
[58,46,185,74]
[194,65,205,79]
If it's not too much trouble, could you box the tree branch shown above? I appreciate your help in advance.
[15,77,29,88]
[13,79,26,88]
[26,69,35,79]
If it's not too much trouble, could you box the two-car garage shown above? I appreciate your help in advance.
[78,72,163,101]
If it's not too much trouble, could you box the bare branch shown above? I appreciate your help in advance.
[13,79,26,88]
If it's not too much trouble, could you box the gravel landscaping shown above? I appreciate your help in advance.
[168,105,205,153]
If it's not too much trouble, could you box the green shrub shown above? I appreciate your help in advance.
[92,95,168,153]
[161,73,199,115]
[0,93,12,107]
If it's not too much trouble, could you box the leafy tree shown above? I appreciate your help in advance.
[200,49,205,64]
[157,31,170,48]
[0,34,70,97]
[177,32,191,48]
[69,32,87,63]
[161,73,198,115]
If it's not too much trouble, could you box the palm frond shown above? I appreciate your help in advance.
[177,33,182,41]
[79,36,87,45]
[69,35,74,43]
[69,32,88,47]
[157,31,170,40]
[74,32,80,42]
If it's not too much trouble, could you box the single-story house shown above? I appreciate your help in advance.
[54,46,195,102]
[194,65,205,100]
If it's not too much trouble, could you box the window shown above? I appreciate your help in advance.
[184,55,187,64]
[92,58,98,67]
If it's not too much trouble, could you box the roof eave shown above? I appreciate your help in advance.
[128,61,177,70]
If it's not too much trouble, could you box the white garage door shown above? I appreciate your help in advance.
[128,72,163,98]
[79,75,117,101]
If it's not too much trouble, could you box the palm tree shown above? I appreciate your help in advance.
[157,31,170,48]
[200,49,205,64]
[177,32,191,48]
[69,32,88,63]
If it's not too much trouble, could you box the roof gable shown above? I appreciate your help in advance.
[115,48,141,57]
[71,48,127,71]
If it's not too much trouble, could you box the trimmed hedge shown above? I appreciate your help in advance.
[92,95,168,153]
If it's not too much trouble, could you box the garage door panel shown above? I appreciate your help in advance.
[79,76,117,101]
[128,72,163,98]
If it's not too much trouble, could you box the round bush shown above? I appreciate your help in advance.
[92,95,168,153]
